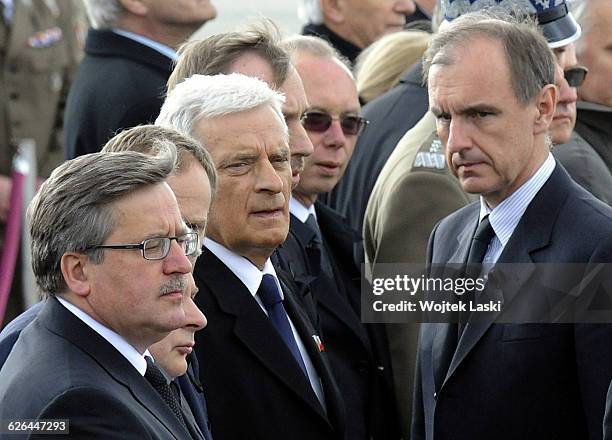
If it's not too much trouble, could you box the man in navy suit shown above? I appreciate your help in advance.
[64,0,216,158]
[0,143,202,438]
[412,11,612,440]
[157,73,346,440]
[0,125,217,439]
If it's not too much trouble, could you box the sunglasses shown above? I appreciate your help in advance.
[564,66,588,88]
[300,111,369,136]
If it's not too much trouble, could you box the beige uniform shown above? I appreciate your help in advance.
[0,0,84,177]
[363,111,476,438]
[0,0,84,324]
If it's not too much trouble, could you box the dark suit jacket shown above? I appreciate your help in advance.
[276,203,400,439]
[0,300,211,438]
[553,131,612,205]
[412,164,612,440]
[0,297,198,439]
[324,60,429,233]
[193,247,345,440]
[64,29,173,158]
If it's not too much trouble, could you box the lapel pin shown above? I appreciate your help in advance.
[312,335,325,352]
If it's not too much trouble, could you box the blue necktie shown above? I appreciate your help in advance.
[257,274,308,376]
[144,356,188,430]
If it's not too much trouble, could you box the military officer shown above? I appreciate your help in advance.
[1,0,84,324]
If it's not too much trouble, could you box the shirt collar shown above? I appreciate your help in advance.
[479,153,556,247]
[289,197,317,223]
[203,238,283,299]
[112,28,177,61]
[56,296,151,376]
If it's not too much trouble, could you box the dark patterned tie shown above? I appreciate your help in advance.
[305,213,334,277]
[258,274,308,376]
[144,356,187,430]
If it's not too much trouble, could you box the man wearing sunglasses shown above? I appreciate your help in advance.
[551,44,612,205]
[278,35,400,440]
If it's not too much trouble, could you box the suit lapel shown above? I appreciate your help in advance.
[282,279,346,435]
[442,165,570,385]
[41,298,193,439]
[195,249,329,422]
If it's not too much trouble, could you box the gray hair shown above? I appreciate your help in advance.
[103,125,217,193]
[281,35,352,73]
[156,73,288,140]
[168,19,290,92]
[298,0,323,24]
[28,146,177,297]
[83,0,124,29]
[423,11,555,105]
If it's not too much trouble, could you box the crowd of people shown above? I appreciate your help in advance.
[0,0,611,439]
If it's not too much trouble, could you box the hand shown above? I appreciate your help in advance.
[0,175,12,223]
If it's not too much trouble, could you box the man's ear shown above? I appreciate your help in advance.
[118,0,148,16]
[321,0,347,24]
[533,83,557,136]
[60,253,92,298]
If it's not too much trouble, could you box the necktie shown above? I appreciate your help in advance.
[144,356,188,430]
[258,274,308,376]
[459,215,496,334]
[465,215,495,279]
[305,213,334,277]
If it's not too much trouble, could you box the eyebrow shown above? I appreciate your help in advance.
[431,103,501,117]
[308,105,361,116]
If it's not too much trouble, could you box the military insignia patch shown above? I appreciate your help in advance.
[27,26,63,49]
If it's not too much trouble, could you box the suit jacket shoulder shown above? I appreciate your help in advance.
[0,298,194,439]
[64,29,172,158]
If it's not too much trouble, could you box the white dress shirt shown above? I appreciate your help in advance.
[112,29,178,61]
[289,196,317,223]
[478,152,556,264]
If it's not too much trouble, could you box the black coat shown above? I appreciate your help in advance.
[276,202,400,439]
[0,297,200,439]
[326,61,429,233]
[413,164,612,440]
[193,247,345,440]
[64,29,173,158]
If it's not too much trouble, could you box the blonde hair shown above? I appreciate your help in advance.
[355,30,431,104]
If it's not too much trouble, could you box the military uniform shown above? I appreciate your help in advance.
[363,111,476,438]
[0,0,84,177]
[0,0,83,326]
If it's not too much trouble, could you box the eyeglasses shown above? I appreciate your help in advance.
[300,111,369,136]
[564,66,588,88]
[88,232,200,260]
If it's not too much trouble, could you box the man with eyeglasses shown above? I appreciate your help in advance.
[0,125,217,439]
[276,35,400,440]
[0,144,204,438]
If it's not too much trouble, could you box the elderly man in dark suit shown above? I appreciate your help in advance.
[412,12,612,440]
[275,35,399,440]
[157,73,345,440]
[64,0,216,158]
[0,144,204,438]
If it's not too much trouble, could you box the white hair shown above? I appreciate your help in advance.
[156,73,288,140]
[84,0,124,29]
[298,0,324,24]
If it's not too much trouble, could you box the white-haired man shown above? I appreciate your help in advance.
[64,0,216,159]
[157,73,345,440]
[299,0,416,64]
